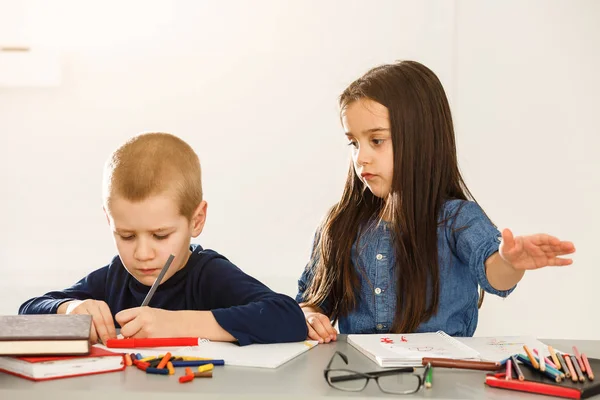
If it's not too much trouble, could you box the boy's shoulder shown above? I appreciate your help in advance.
[187,244,241,275]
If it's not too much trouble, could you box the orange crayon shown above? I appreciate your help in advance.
[157,352,172,369]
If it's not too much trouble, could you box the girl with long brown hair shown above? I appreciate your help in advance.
[296,61,575,343]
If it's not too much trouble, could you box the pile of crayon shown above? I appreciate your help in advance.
[502,345,594,383]
[123,351,225,383]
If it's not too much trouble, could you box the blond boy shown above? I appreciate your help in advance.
[20,133,307,345]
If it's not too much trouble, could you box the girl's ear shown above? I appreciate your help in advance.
[190,201,208,237]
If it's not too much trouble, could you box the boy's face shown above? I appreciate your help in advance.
[104,192,207,286]
[342,98,394,199]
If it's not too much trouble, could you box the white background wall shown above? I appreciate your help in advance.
[0,0,598,339]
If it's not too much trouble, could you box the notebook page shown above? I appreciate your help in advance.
[94,340,318,369]
[456,336,562,363]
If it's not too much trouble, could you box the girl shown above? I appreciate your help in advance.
[296,61,575,343]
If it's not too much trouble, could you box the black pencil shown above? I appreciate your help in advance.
[556,352,571,379]
[141,254,175,307]
[511,355,524,381]
[570,355,586,383]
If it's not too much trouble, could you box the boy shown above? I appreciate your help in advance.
[19,133,307,345]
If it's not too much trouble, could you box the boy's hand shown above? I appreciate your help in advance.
[304,311,337,343]
[499,228,576,270]
[116,307,180,338]
[58,299,117,344]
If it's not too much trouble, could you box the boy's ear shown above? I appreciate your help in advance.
[190,201,207,237]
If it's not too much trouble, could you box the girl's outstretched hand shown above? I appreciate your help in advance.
[499,228,575,270]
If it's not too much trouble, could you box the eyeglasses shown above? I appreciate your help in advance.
[324,351,430,395]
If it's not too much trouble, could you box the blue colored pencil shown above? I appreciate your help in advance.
[171,359,225,367]
[517,354,561,382]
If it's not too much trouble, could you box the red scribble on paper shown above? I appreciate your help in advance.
[400,336,408,342]
[380,337,394,344]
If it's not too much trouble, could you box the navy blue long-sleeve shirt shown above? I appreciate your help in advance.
[19,244,307,345]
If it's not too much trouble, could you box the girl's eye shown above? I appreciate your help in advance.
[372,139,384,145]
[347,141,358,148]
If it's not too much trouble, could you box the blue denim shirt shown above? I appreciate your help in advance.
[296,200,515,336]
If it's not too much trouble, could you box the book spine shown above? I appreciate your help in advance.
[485,375,580,399]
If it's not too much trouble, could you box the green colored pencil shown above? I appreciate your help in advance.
[425,366,433,388]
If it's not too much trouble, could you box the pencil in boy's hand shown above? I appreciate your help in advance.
[141,254,175,307]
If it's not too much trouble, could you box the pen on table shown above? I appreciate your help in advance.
[141,254,175,307]
[421,358,501,371]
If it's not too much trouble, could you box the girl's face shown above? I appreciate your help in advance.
[342,98,394,199]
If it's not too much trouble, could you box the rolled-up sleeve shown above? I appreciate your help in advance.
[448,201,515,297]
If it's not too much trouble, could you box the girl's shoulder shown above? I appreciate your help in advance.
[440,199,488,226]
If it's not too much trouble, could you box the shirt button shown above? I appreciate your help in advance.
[376,324,383,330]
[376,254,383,260]
[374,287,382,295]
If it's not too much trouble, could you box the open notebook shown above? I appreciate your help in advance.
[456,336,559,363]
[96,339,318,369]
[348,331,479,367]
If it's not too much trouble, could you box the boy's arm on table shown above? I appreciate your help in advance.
[116,258,308,345]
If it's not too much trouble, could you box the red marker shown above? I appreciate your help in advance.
[106,337,202,348]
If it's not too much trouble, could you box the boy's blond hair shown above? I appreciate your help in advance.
[103,132,202,219]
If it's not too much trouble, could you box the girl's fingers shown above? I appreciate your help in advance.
[317,314,337,340]
[306,323,323,342]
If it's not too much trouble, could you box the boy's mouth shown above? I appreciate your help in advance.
[139,268,159,275]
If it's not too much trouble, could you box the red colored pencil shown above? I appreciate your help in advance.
[106,337,202,348]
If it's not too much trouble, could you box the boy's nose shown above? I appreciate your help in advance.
[134,240,155,261]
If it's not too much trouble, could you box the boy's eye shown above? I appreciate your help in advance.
[120,235,134,241]
[154,234,170,240]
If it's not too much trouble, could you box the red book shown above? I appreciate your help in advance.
[0,346,125,381]
[485,357,600,399]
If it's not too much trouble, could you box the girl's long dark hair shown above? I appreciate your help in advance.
[303,61,481,333]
